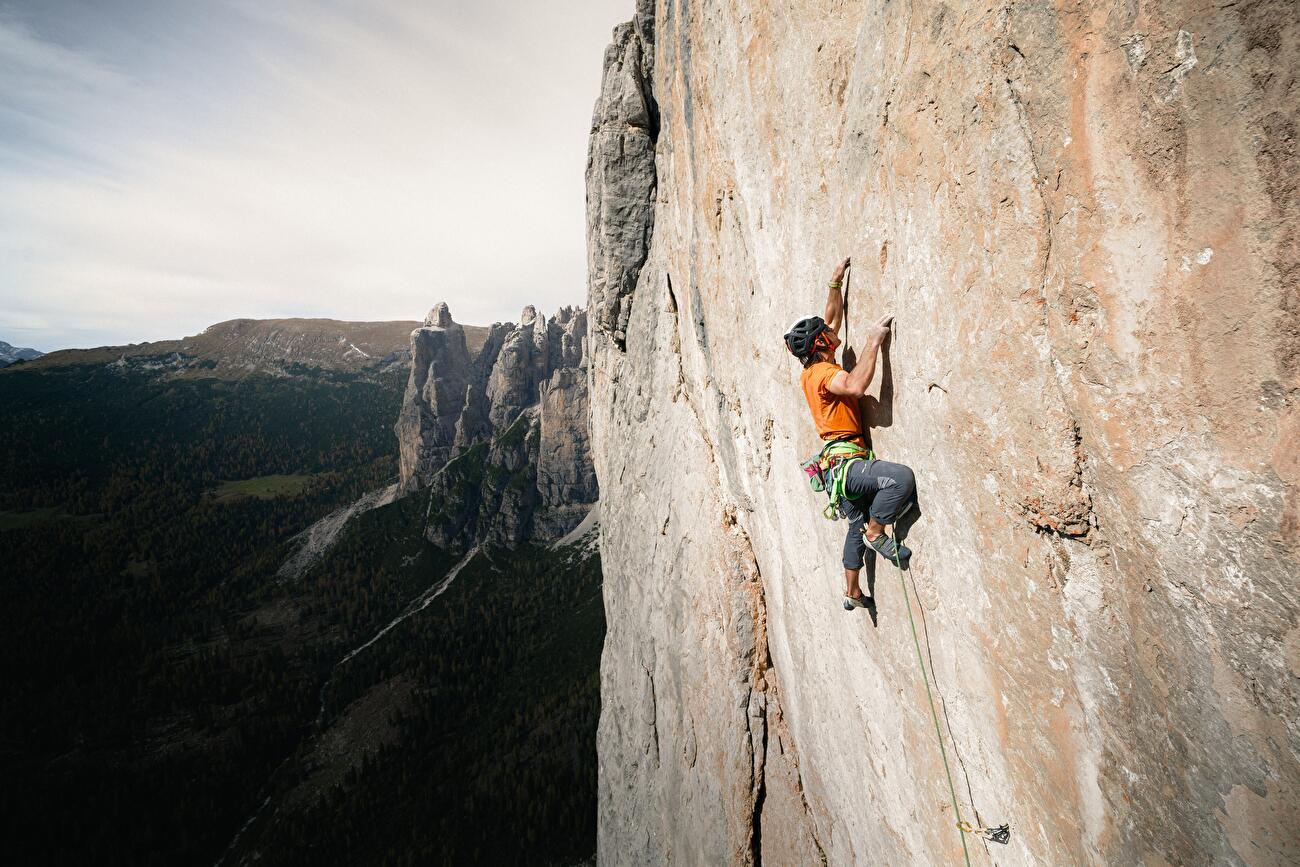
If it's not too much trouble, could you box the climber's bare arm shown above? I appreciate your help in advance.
[827,315,893,397]
[822,257,850,334]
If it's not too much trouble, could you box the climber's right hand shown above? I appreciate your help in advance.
[868,314,894,344]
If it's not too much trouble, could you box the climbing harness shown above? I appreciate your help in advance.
[800,437,875,519]
[889,536,1010,863]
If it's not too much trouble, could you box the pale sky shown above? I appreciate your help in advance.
[0,0,628,351]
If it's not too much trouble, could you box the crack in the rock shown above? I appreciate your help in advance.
[722,510,828,864]
[1001,80,1054,329]
[642,661,660,768]
[748,688,767,867]
[994,3,1053,336]
[879,0,917,131]
[998,11,1102,544]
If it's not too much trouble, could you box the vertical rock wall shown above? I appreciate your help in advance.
[587,2,1298,865]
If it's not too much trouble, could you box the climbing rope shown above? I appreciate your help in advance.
[889,533,1009,863]
[843,263,850,349]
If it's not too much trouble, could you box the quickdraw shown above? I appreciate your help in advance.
[958,821,1011,845]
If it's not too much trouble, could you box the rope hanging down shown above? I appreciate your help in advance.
[889,534,1010,864]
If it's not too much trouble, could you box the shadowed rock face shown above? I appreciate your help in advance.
[397,303,597,547]
[587,3,1298,866]
[586,2,657,350]
[536,366,599,539]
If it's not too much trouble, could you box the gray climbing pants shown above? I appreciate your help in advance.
[839,458,917,570]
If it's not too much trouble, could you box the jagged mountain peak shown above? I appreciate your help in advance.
[423,303,455,328]
[395,301,595,546]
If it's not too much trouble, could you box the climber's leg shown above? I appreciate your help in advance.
[840,496,873,607]
[842,568,869,608]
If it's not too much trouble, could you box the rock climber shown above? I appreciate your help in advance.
[784,256,918,611]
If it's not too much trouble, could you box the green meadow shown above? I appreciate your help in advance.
[212,473,318,502]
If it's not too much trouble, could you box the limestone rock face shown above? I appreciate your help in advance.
[486,307,550,432]
[587,3,1298,866]
[396,303,597,547]
[395,307,473,489]
[454,323,511,452]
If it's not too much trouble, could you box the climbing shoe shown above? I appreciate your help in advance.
[866,532,910,566]
[843,593,872,611]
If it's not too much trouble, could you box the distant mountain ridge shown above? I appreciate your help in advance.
[0,341,42,367]
[16,318,490,378]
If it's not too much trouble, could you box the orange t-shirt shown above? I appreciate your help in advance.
[800,361,864,444]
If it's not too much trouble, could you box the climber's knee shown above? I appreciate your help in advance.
[867,460,916,525]
[896,463,916,497]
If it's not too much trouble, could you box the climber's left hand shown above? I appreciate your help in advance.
[831,257,851,283]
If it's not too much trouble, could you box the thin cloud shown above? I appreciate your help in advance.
[0,0,626,350]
